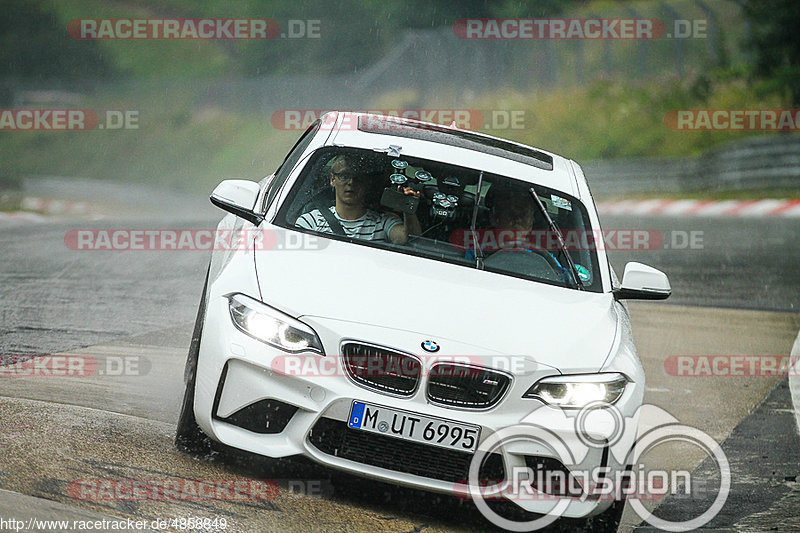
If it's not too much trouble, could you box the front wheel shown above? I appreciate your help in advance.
[175,266,213,455]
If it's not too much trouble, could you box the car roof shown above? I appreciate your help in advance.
[323,111,580,197]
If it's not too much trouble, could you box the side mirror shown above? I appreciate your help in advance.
[614,262,671,300]
[210,180,262,225]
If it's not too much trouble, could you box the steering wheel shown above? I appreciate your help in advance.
[528,249,563,271]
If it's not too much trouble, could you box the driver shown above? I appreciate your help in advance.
[485,185,572,284]
[295,155,421,244]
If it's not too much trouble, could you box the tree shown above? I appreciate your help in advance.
[741,0,800,106]
[0,0,113,81]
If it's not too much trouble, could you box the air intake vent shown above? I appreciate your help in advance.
[427,363,511,409]
[309,417,504,483]
[342,342,421,396]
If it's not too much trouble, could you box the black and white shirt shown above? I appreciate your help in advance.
[295,206,401,241]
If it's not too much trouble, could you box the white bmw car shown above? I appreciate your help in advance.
[176,112,671,529]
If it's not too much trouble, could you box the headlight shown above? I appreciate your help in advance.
[228,293,324,354]
[523,372,628,407]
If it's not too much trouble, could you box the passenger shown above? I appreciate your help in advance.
[296,155,421,244]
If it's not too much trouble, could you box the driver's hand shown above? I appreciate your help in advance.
[398,185,420,197]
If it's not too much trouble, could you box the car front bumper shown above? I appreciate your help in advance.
[193,293,641,518]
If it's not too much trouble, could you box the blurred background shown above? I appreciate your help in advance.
[0,0,798,201]
[2,5,800,532]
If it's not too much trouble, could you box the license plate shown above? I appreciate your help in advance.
[347,401,480,453]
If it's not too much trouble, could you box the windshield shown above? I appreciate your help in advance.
[275,146,601,292]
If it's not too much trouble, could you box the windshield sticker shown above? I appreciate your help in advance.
[575,264,592,283]
[540,197,558,215]
[551,195,572,211]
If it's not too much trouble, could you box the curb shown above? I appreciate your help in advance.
[597,198,800,218]
[0,211,47,225]
[0,197,98,226]
[20,197,91,215]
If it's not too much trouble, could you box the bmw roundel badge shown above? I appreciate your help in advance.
[422,340,440,352]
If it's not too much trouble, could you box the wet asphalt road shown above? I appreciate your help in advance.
[602,215,800,314]
[0,212,797,358]
[0,217,213,356]
[2,303,797,533]
[0,196,799,532]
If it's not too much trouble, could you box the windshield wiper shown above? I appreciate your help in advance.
[470,171,485,269]
[528,187,584,290]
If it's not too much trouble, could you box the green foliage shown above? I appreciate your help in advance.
[0,84,295,192]
[0,72,790,195]
[0,0,112,79]
[1,0,795,198]
[465,73,788,162]
[46,0,233,78]
[741,0,800,106]
[26,0,584,79]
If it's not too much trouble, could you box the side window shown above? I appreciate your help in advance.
[263,120,321,211]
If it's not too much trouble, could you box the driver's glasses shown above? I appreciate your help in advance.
[333,172,360,184]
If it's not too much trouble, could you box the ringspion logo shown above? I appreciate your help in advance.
[467,404,730,531]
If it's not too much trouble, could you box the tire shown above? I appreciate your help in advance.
[175,266,213,455]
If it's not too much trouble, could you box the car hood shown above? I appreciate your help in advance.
[254,237,618,373]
